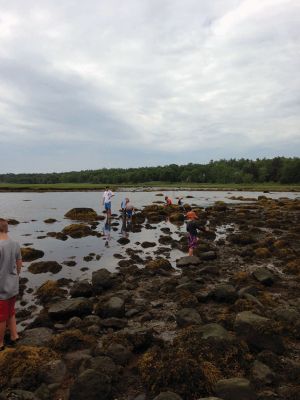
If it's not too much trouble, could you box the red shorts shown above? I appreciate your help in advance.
[0,297,16,322]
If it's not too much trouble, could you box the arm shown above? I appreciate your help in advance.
[16,258,22,275]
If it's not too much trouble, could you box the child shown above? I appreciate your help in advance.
[165,196,172,206]
[0,218,22,350]
[125,198,134,220]
[102,187,114,218]
[186,211,208,256]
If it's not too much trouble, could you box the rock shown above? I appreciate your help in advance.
[228,233,256,246]
[95,297,125,318]
[198,398,223,400]
[64,208,98,221]
[35,280,66,303]
[62,223,95,238]
[117,237,130,245]
[19,327,54,347]
[69,369,112,400]
[176,308,202,327]
[273,306,300,324]
[145,258,173,273]
[21,247,44,262]
[63,260,77,267]
[251,360,275,386]
[28,261,62,274]
[64,349,92,372]
[215,377,257,400]
[197,323,232,341]
[169,213,185,223]
[70,280,93,298]
[79,356,118,377]
[234,311,284,354]
[199,251,217,260]
[7,219,20,225]
[48,298,93,320]
[199,265,219,275]
[122,327,154,351]
[0,390,40,400]
[104,343,132,365]
[153,392,183,400]
[252,267,275,286]
[141,241,156,248]
[41,359,67,384]
[44,218,57,223]
[176,256,200,267]
[92,269,114,293]
[211,284,238,303]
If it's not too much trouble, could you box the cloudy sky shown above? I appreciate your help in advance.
[0,0,299,173]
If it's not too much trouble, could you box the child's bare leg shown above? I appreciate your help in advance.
[0,321,6,347]
[7,315,18,340]
[188,247,193,256]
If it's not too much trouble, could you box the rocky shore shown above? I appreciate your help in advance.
[0,196,299,400]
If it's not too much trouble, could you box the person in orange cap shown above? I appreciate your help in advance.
[186,211,208,256]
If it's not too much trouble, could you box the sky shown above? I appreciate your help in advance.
[0,0,299,173]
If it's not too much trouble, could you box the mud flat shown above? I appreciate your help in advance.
[0,197,300,400]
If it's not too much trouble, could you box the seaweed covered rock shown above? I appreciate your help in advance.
[0,346,57,390]
[145,258,173,273]
[92,269,114,293]
[234,311,284,354]
[0,389,39,399]
[35,280,66,303]
[50,329,96,352]
[70,280,93,298]
[176,256,200,268]
[19,328,54,347]
[21,247,44,262]
[62,223,95,238]
[252,267,275,286]
[139,325,248,398]
[169,213,185,223]
[28,261,62,274]
[65,208,98,221]
[176,308,202,327]
[69,368,112,400]
[95,297,125,318]
[48,298,93,320]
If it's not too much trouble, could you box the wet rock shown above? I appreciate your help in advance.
[153,392,183,400]
[65,208,98,221]
[211,284,238,303]
[199,251,217,261]
[79,356,118,377]
[69,369,112,400]
[7,219,20,225]
[101,343,132,365]
[254,248,272,258]
[215,377,257,400]
[19,327,54,347]
[0,390,40,400]
[48,298,93,320]
[100,318,127,329]
[50,329,96,352]
[145,258,173,273]
[234,311,284,354]
[41,359,67,384]
[21,247,44,262]
[251,360,275,386]
[198,398,223,400]
[63,260,77,267]
[176,256,200,267]
[199,265,219,275]
[62,223,95,238]
[44,218,57,223]
[228,233,256,246]
[70,280,93,298]
[197,323,232,341]
[141,241,156,248]
[176,308,202,327]
[64,349,92,372]
[273,306,300,324]
[169,213,184,223]
[95,297,125,318]
[35,280,66,303]
[122,327,154,352]
[92,269,114,293]
[117,237,130,245]
[252,267,275,286]
[28,261,62,274]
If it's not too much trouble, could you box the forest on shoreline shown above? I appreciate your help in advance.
[1,157,299,185]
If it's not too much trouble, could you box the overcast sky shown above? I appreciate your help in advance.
[0,0,299,173]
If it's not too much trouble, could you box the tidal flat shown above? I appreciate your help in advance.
[0,190,299,400]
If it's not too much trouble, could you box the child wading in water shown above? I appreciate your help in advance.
[186,211,208,256]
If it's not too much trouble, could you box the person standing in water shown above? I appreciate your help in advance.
[0,219,22,351]
[102,187,114,218]
[186,211,208,256]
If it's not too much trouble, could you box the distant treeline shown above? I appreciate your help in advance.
[1,157,300,184]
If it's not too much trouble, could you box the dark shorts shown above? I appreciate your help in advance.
[104,202,111,210]
[126,210,133,217]
[188,234,198,249]
[0,296,16,322]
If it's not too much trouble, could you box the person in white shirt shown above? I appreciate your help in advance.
[102,187,114,218]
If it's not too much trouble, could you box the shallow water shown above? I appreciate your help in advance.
[0,190,298,326]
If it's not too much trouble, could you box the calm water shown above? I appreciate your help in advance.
[0,190,298,326]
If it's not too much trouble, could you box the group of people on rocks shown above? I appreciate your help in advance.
[0,188,208,350]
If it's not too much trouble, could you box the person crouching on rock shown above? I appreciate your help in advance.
[0,218,22,351]
[186,211,208,257]
[165,196,172,206]
[125,198,135,221]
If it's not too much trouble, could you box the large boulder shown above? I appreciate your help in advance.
[95,297,125,318]
[21,247,44,262]
[65,208,98,221]
[62,224,95,238]
[92,269,114,293]
[176,256,200,268]
[234,311,284,354]
[176,308,202,327]
[19,327,54,347]
[69,369,112,400]
[48,298,93,320]
[28,261,62,274]
[215,377,257,400]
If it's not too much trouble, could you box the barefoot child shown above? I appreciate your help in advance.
[0,218,22,350]
[186,211,208,256]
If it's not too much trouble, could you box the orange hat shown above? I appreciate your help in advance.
[186,211,198,220]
